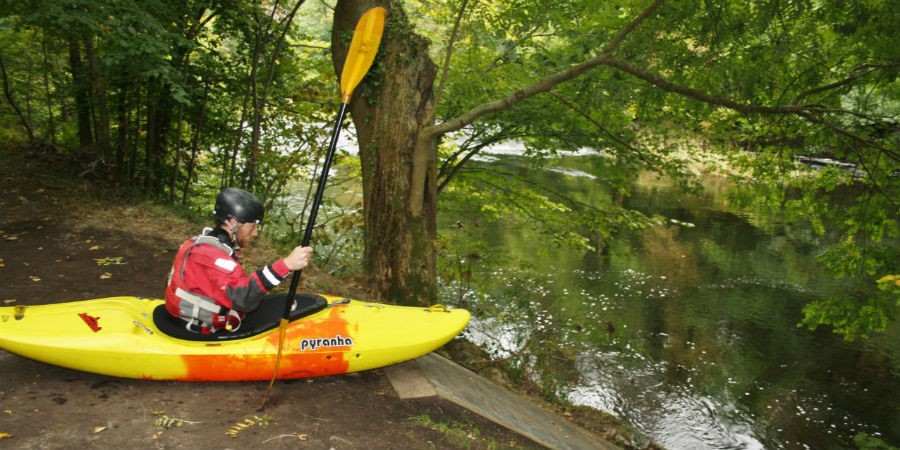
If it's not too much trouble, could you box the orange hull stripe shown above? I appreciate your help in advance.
[180,306,353,381]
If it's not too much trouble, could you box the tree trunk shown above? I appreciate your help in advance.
[84,36,111,165]
[246,25,262,190]
[144,77,172,193]
[169,101,185,203]
[41,38,57,143]
[67,37,93,151]
[115,83,128,180]
[183,88,206,205]
[242,0,304,191]
[0,50,35,141]
[334,1,439,306]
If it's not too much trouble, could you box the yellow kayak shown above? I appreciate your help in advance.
[0,294,470,381]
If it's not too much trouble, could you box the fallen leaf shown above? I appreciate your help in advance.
[262,433,308,443]
[2,300,15,305]
[155,415,200,428]
[92,426,107,434]
[4,235,17,241]
[100,272,112,279]
[89,245,101,251]
[226,415,271,438]
[0,432,12,439]
[94,256,126,266]
[3,410,11,414]
[29,276,41,282]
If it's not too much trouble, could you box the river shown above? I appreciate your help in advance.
[438,148,900,449]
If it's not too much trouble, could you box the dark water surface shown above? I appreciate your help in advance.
[447,158,900,449]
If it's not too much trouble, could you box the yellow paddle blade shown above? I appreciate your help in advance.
[340,7,387,104]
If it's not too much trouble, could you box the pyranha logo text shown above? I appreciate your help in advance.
[300,335,353,351]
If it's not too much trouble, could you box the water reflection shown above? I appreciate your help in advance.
[443,162,900,449]
[567,353,766,450]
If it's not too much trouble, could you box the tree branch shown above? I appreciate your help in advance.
[600,57,806,114]
[425,0,897,148]
[425,53,609,137]
[602,0,663,54]
[798,111,900,161]
[547,90,659,169]
[421,0,662,140]
[0,50,35,141]
[793,62,900,105]
[432,0,468,112]
[437,130,529,193]
[466,165,620,216]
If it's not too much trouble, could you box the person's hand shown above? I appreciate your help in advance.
[284,246,313,271]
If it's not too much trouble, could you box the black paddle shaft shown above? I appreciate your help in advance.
[281,102,349,318]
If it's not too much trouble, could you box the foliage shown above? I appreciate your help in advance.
[419,0,900,338]
[438,151,665,268]
[854,432,900,450]
[1,0,898,337]
[225,414,271,438]
[727,152,899,340]
[266,159,366,276]
[877,274,900,296]
[408,412,524,450]
[0,0,334,206]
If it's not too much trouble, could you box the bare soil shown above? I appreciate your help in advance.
[0,144,547,449]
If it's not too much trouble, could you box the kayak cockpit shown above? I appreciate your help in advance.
[152,293,329,341]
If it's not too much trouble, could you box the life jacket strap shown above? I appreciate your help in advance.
[173,287,242,333]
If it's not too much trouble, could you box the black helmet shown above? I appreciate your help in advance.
[214,187,264,224]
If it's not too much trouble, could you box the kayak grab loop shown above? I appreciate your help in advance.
[328,298,352,307]
[424,304,450,313]
[133,321,154,335]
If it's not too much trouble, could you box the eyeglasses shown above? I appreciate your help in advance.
[239,221,262,232]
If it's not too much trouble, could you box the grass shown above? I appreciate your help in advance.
[407,413,525,450]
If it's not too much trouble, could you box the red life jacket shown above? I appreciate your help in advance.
[165,235,243,333]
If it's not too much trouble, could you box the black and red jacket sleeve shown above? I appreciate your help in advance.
[184,245,292,312]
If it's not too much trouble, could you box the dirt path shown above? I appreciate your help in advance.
[0,146,544,449]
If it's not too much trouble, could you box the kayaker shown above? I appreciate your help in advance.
[164,187,313,333]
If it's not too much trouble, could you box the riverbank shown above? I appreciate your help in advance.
[0,142,655,449]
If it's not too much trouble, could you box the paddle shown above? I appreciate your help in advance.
[260,6,387,409]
